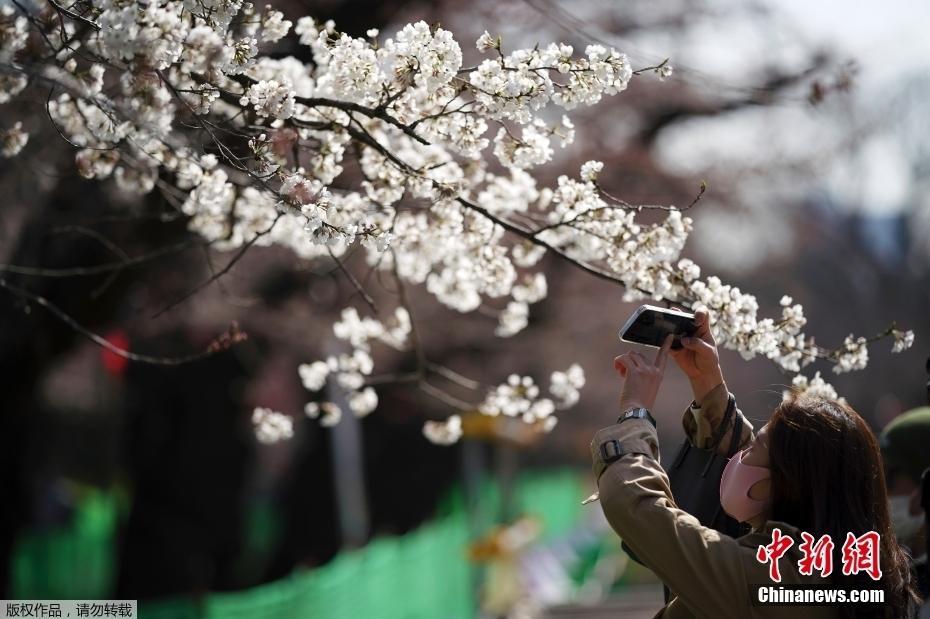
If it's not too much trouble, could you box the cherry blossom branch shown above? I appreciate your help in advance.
[597,179,707,213]
[459,195,904,375]
[297,96,430,144]
[532,182,706,234]
[455,196,648,293]
[220,73,430,146]
[1,5,912,437]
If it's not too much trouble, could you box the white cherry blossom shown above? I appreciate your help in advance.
[891,329,914,353]
[252,407,294,444]
[423,415,463,445]
[550,364,586,408]
[1,121,27,157]
[786,372,844,404]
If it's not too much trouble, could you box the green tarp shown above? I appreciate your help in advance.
[11,470,589,618]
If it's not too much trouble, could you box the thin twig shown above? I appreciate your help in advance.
[391,250,426,370]
[533,181,706,234]
[418,380,474,411]
[0,239,205,278]
[364,371,421,387]
[327,246,378,313]
[0,277,243,365]
[597,180,706,213]
[632,58,671,76]
[51,224,132,262]
[427,362,482,390]
[152,214,281,317]
[45,87,117,152]
[46,0,100,30]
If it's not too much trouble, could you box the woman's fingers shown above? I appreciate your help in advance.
[624,351,645,369]
[616,342,670,412]
[615,350,648,377]
[694,309,708,326]
[680,336,715,355]
[693,309,717,345]
[617,342,672,381]
[693,309,708,336]
[613,355,627,377]
[673,306,713,344]
[654,334,673,370]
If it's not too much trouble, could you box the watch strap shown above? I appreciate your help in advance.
[617,406,656,429]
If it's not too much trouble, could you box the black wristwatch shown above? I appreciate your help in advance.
[617,406,657,429]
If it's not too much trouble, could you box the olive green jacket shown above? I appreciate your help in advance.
[590,384,837,618]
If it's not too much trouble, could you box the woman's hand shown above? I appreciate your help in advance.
[669,309,725,404]
[614,335,672,413]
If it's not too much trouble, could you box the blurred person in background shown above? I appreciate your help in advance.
[880,407,930,602]
[588,310,920,618]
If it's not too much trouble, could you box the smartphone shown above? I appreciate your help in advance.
[619,305,697,350]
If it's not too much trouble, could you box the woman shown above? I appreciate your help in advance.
[591,310,920,618]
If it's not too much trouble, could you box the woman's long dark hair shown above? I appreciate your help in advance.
[768,395,920,617]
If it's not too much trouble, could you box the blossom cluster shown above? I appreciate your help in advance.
[422,415,463,445]
[469,40,633,123]
[297,307,410,425]
[475,366,586,432]
[1,6,28,65]
[252,407,294,444]
[785,372,842,402]
[1,121,27,157]
[417,364,585,445]
[891,328,915,354]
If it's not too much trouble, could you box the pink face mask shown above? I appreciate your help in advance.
[720,448,771,523]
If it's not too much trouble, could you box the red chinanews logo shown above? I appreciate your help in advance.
[756,528,882,583]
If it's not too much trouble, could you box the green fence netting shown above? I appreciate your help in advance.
[10,469,589,619]
[11,489,118,600]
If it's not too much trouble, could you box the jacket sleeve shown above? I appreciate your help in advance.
[591,416,754,618]
[681,382,754,455]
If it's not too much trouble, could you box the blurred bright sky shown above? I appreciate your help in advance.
[646,0,929,182]
[586,0,930,267]
[613,0,930,93]
[778,0,930,83]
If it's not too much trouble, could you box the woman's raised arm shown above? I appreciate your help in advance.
[671,309,753,454]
